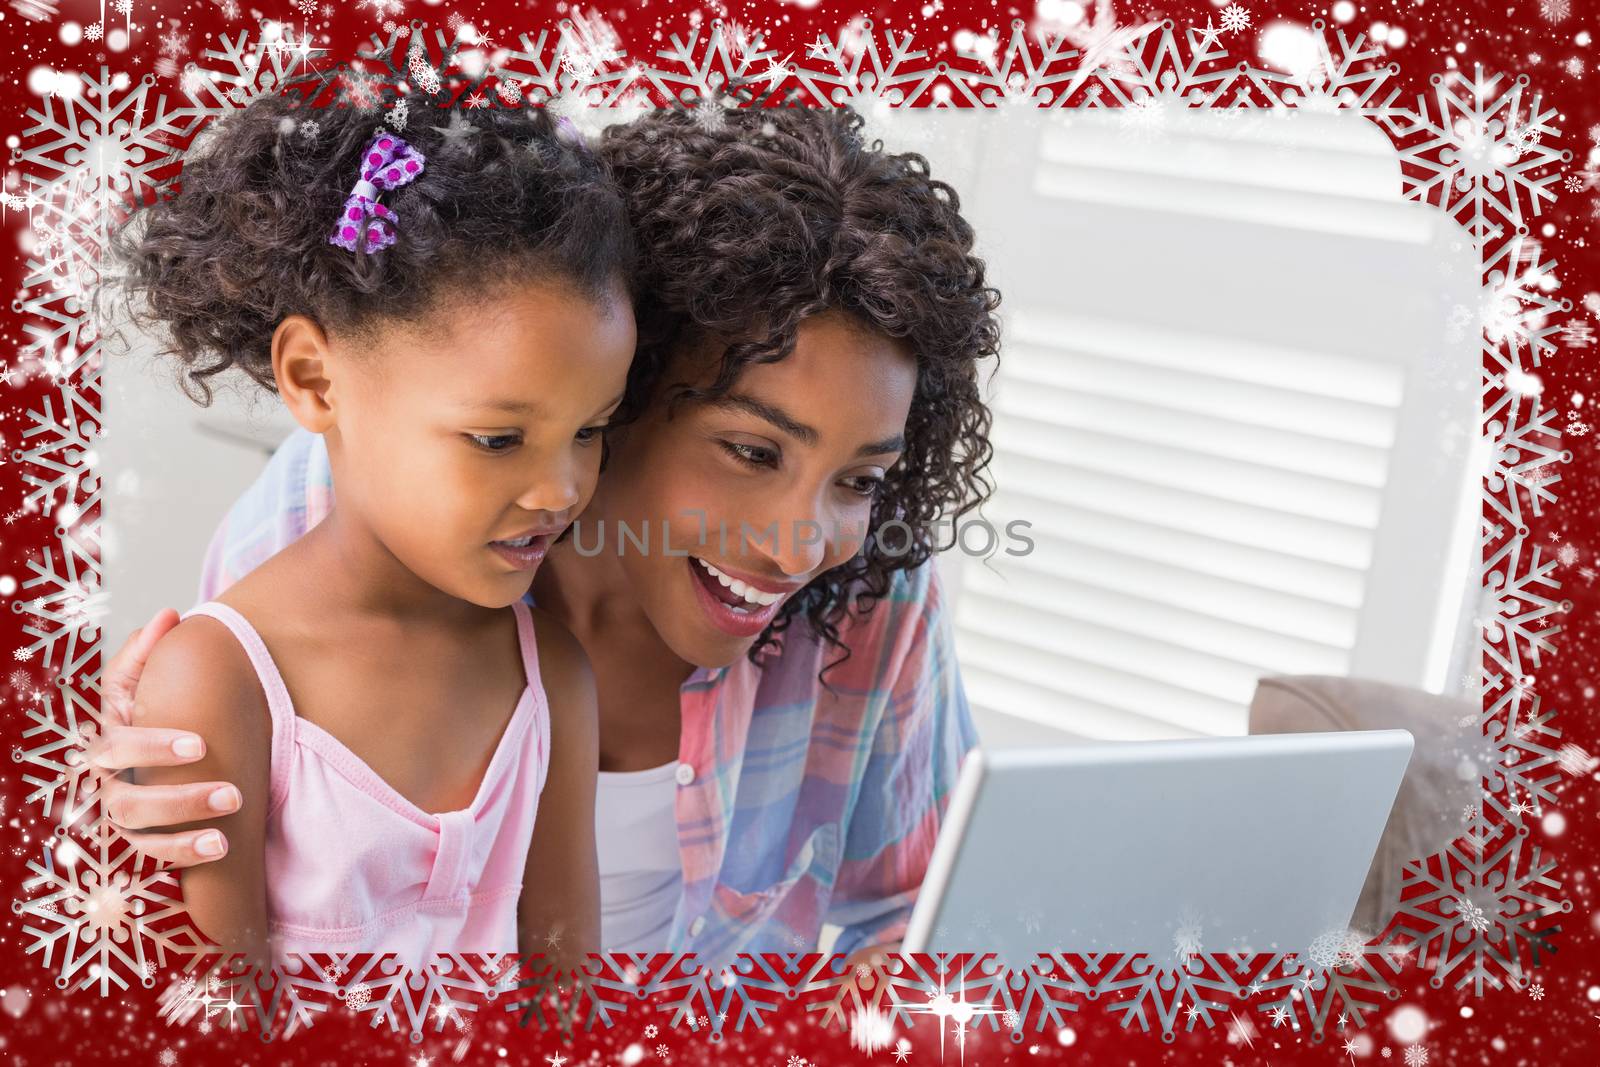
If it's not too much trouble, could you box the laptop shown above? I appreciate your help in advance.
[901,729,1414,964]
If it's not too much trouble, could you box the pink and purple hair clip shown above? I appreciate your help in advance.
[328,131,426,252]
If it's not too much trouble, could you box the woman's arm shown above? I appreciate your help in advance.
[90,429,331,865]
[517,608,601,973]
[131,617,275,961]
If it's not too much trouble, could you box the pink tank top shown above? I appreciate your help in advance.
[181,599,550,966]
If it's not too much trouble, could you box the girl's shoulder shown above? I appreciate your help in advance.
[131,608,274,760]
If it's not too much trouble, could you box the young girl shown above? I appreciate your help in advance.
[112,96,636,969]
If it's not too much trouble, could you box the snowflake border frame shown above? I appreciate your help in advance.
[5,11,1576,1048]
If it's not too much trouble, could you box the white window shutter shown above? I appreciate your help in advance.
[896,109,1483,743]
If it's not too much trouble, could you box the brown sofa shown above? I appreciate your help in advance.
[1248,674,1480,937]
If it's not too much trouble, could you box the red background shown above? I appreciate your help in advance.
[1,0,1596,1063]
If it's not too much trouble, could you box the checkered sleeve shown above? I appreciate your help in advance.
[195,428,333,603]
[824,559,981,959]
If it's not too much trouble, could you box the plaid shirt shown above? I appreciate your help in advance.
[197,429,979,964]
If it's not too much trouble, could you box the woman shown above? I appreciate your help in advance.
[88,104,1000,966]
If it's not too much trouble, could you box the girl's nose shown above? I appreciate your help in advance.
[515,456,583,517]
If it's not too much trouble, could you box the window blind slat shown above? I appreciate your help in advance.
[960,565,1353,678]
[992,379,1392,487]
[992,451,1376,571]
[991,416,1385,526]
[977,492,1367,606]
[1004,344,1400,448]
[1010,311,1407,407]
[958,593,1288,707]
[955,626,1246,737]
[962,666,1213,743]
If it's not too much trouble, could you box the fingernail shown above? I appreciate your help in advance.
[196,831,227,857]
[173,736,203,759]
[208,786,240,812]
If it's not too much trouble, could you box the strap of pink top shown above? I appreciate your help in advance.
[182,602,298,812]
[510,599,551,798]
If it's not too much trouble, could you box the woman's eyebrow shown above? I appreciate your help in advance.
[712,393,904,457]
[857,434,905,457]
[710,393,818,445]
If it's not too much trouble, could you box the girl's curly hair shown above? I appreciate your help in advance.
[112,95,634,404]
[599,104,1001,672]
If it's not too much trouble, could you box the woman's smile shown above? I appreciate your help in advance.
[686,555,794,637]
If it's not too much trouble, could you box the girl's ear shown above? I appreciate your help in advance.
[271,315,340,434]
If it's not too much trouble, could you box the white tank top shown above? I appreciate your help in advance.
[594,760,683,951]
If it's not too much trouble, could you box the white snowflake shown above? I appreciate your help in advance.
[85,22,103,43]
[17,68,197,221]
[4,13,1582,1048]
[408,40,443,96]
[159,28,189,60]
[10,1,58,24]
[16,822,206,995]
[691,95,728,133]
[1307,927,1368,969]
[1557,742,1598,776]
[1404,1045,1429,1067]
[559,9,624,80]
[183,29,330,112]
[1454,896,1491,932]
[1218,4,1252,35]
[1559,319,1597,351]
[1539,0,1571,23]
[1528,982,1545,999]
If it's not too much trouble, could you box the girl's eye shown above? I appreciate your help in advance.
[466,433,522,453]
[575,425,605,445]
[721,441,778,468]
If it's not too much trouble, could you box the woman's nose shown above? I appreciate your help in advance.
[744,497,834,579]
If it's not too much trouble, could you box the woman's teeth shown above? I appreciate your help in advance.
[495,534,539,547]
[694,558,783,607]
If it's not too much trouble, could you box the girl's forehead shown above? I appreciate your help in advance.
[352,286,634,405]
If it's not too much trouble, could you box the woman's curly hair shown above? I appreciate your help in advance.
[599,104,1001,673]
[112,95,634,404]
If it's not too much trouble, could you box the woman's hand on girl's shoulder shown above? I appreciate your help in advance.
[518,608,600,972]
[130,614,275,961]
[87,610,245,865]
